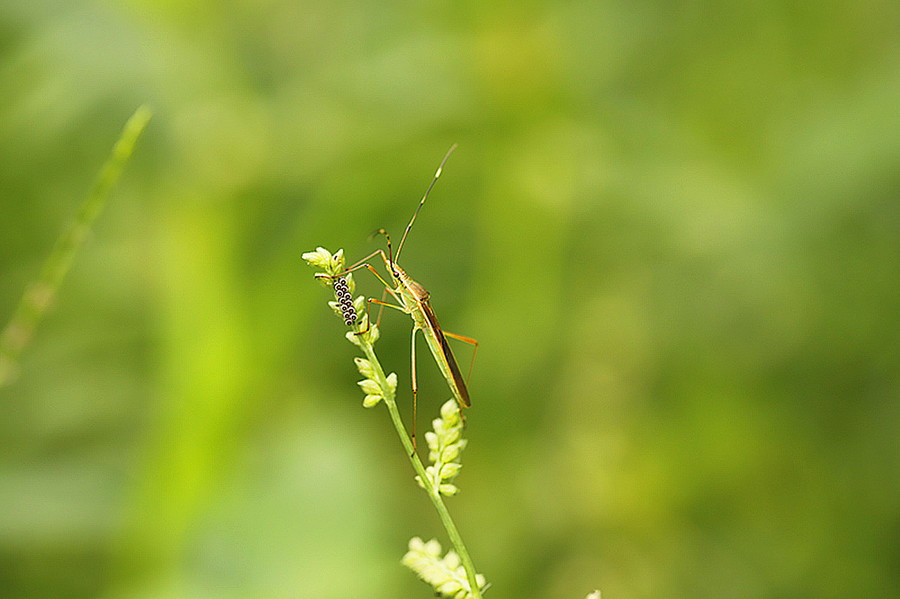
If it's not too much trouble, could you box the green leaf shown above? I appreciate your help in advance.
[385,372,398,394]
[302,247,333,269]
[363,394,383,408]
[354,357,377,379]
[358,379,382,396]
[440,463,461,479]
[439,483,459,497]
[331,248,345,272]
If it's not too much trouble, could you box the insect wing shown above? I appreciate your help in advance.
[421,301,470,407]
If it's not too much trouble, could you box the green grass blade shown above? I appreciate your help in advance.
[0,105,152,386]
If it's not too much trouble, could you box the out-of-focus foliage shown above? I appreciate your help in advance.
[1,1,899,598]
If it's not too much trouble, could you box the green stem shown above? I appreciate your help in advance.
[357,337,483,599]
[0,105,152,386]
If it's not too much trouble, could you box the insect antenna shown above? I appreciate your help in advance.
[394,144,457,262]
[369,227,395,272]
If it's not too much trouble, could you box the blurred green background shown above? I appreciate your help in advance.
[2,1,900,598]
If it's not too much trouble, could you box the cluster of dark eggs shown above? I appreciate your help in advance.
[333,277,357,326]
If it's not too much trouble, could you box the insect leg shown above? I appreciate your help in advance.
[340,249,387,275]
[410,326,420,453]
[376,287,389,328]
[354,296,405,337]
[442,330,478,422]
[443,331,479,385]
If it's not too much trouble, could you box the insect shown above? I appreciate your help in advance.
[340,145,477,442]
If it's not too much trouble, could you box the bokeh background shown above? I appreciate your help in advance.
[2,1,900,598]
